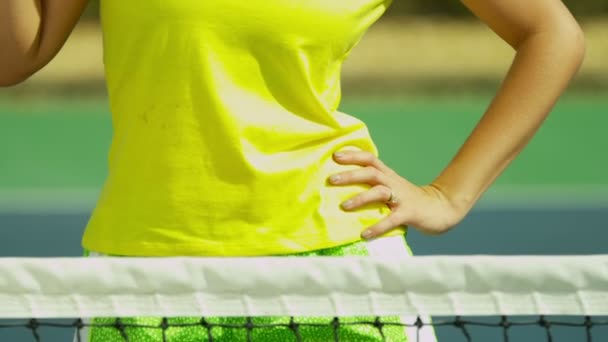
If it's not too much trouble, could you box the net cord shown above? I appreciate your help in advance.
[1,255,607,318]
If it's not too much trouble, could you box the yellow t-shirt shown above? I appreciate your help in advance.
[82,0,403,256]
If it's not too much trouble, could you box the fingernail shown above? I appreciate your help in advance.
[342,200,353,209]
[329,174,341,183]
[361,230,374,239]
[334,152,345,159]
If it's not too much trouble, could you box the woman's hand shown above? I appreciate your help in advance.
[328,150,463,240]
[329,0,584,242]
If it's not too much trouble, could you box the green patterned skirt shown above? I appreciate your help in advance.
[78,236,425,342]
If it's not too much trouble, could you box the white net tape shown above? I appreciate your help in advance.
[1,255,607,319]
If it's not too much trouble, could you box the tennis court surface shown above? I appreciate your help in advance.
[0,95,606,341]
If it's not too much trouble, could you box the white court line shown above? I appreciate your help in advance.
[0,185,607,214]
[477,185,608,210]
[0,188,99,214]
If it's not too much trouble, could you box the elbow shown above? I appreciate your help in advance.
[550,15,587,70]
[573,27,587,68]
[0,53,43,87]
[0,74,30,88]
[517,15,587,69]
[0,67,35,88]
[552,16,586,69]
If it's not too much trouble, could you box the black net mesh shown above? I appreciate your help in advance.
[1,315,608,342]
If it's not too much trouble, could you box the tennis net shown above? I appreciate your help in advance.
[1,255,607,341]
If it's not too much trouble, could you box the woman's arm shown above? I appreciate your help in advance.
[0,0,89,86]
[432,0,585,218]
[329,0,585,238]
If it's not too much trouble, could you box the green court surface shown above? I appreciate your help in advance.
[0,94,606,208]
[0,95,607,342]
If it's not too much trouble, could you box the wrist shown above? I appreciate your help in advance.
[425,182,475,226]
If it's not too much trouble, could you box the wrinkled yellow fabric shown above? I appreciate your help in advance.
[82,0,403,256]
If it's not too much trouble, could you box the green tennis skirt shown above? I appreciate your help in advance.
[76,235,436,342]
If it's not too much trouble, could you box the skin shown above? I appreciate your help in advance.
[329,0,585,239]
[1,1,585,240]
[0,0,89,86]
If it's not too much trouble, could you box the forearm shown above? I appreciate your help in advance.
[432,24,585,216]
[0,0,88,86]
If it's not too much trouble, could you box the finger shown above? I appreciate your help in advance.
[329,166,390,186]
[341,185,392,211]
[361,212,407,240]
[333,151,394,175]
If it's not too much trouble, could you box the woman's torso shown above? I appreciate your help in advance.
[82,0,402,256]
